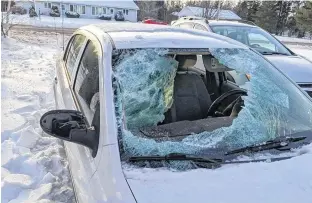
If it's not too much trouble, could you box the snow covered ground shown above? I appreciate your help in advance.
[10,14,128,29]
[275,35,312,45]
[1,31,73,203]
[1,29,312,203]
[288,44,312,59]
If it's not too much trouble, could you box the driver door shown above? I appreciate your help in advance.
[55,32,103,202]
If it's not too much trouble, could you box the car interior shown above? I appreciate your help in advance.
[134,53,248,142]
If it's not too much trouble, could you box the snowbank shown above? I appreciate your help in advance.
[1,32,74,203]
[288,45,312,60]
[276,36,312,45]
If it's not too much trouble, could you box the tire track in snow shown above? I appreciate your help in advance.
[1,32,74,203]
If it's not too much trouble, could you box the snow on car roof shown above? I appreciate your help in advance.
[80,23,248,49]
[208,20,256,27]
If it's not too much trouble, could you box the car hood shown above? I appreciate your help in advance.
[125,151,312,203]
[265,55,312,83]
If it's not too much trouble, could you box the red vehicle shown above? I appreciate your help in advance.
[143,18,168,25]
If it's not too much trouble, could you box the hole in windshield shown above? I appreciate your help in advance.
[112,48,312,169]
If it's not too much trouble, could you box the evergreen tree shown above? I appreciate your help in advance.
[135,1,165,21]
[295,1,312,35]
[275,0,293,35]
[235,1,249,19]
[254,1,279,33]
[235,1,260,22]
[165,1,183,22]
[285,1,301,37]
[285,16,299,36]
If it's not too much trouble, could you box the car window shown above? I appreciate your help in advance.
[74,40,100,122]
[210,25,291,55]
[194,24,207,31]
[211,26,248,44]
[65,34,86,78]
[211,26,235,36]
[248,33,277,52]
[179,23,194,29]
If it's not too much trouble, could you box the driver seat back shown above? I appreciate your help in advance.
[163,72,212,123]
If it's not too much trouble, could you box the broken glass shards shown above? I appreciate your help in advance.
[113,49,178,129]
[113,48,312,159]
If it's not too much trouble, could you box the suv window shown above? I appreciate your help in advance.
[65,34,86,78]
[74,40,100,122]
[210,26,248,44]
[194,24,207,31]
[179,23,194,29]
[210,25,291,55]
[248,33,277,52]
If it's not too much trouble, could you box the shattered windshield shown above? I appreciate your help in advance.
[112,47,312,167]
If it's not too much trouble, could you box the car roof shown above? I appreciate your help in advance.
[79,23,248,50]
[208,20,257,27]
[174,17,257,28]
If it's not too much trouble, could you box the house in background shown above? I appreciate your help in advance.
[174,6,241,20]
[15,0,139,22]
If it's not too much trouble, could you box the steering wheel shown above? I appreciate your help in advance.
[251,44,261,48]
[207,89,248,117]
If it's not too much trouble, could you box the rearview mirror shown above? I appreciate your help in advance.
[40,110,99,157]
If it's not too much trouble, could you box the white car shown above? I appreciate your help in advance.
[40,23,312,203]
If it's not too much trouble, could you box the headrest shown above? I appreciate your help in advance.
[202,55,233,72]
[227,32,238,40]
[175,55,197,70]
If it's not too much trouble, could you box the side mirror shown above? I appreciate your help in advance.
[40,110,99,157]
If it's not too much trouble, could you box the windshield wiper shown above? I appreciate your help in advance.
[129,153,223,165]
[261,51,288,55]
[128,153,294,168]
[225,136,306,155]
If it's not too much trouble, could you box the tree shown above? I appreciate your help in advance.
[1,0,27,37]
[235,1,260,22]
[135,1,166,21]
[156,1,166,20]
[200,1,219,19]
[185,0,201,7]
[254,1,279,33]
[184,0,235,19]
[235,1,248,19]
[295,1,312,36]
[1,0,13,37]
[164,0,183,22]
[1,0,15,12]
[285,1,301,37]
[285,16,299,36]
[275,0,293,35]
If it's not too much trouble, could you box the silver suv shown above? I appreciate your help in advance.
[172,17,312,97]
